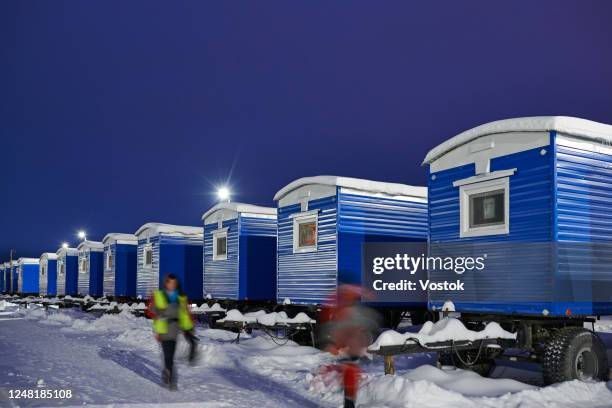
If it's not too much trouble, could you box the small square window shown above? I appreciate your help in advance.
[60,262,65,275]
[41,266,46,276]
[216,236,227,257]
[469,189,505,227]
[299,222,317,247]
[292,211,318,253]
[144,245,153,266]
[459,177,509,238]
[213,228,228,261]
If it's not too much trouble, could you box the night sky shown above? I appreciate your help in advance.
[2,1,612,258]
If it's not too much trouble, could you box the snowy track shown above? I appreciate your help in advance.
[1,306,612,407]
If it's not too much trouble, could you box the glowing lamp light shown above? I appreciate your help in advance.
[78,230,86,240]
[62,243,69,249]
[217,187,231,202]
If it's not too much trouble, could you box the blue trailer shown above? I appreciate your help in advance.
[274,176,428,318]
[0,264,4,292]
[11,261,19,293]
[2,262,10,293]
[102,233,138,298]
[423,116,612,383]
[39,253,58,296]
[56,247,79,296]
[202,202,277,303]
[135,223,203,300]
[17,258,40,295]
[77,241,104,297]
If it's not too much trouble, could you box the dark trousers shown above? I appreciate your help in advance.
[161,332,197,375]
[161,340,177,376]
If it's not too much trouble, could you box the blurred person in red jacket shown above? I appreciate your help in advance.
[318,284,381,408]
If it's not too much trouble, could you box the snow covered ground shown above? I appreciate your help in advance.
[0,303,611,407]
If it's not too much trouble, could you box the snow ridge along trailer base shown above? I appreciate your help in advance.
[422,116,612,383]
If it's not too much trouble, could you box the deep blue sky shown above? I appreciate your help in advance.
[2,1,612,258]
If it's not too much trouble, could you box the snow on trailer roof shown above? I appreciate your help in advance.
[135,223,203,239]
[423,116,612,164]
[102,233,138,245]
[201,202,277,222]
[77,240,105,252]
[40,253,58,261]
[17,258,39,265]
[56,247,79,256]
[273,175,427,201]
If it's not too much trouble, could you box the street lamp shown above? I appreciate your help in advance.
[78,230,86,241]
[62,242,69,249]
[217,187,231,202]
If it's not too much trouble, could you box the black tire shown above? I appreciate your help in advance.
[543,327,609,385]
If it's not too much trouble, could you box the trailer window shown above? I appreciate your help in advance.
[213,229,228,261]
[292,211,318,253]
[470,190,504,227]
[60,262,65,275]
[80,258,88,273]
[41,266,46,276]
[143,245,153,267]
[459,177,509,238]
[106,251,113,269]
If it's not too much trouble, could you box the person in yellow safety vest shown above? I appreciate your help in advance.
[148,273,198,389]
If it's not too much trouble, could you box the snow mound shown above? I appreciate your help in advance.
[358,365,612,407]
[257,311,288,326]
[71,310,147,332]
[219,310,316,326]
[595,316,612,333]
[219,309,266,323]
[369,317,516,351]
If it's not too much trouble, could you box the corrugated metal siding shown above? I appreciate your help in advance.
[39,259,57,296]
[18,267,23,293]
[428,144,555,314]
[203,218,239,299]
[57,256,66,295]
[39,261,47,295]
[115,244,137,297]
[12,266,19,293]
[337,191,428,291]
[137,236,160,298]
[20,264,39,294]
[78,251,91,296]
[277,195,338,305]
[557,139,612,242]
[65,255,79,296]
[556,136,612,314]
[239,215,277,300]
[103,245,115,296]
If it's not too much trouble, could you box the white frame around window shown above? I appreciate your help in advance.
[212,228,229,261]
[143,244,153,267]
[291,210,319,253]
[459,176,510,238]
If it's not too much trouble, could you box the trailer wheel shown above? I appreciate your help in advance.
[543,327,609,384]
